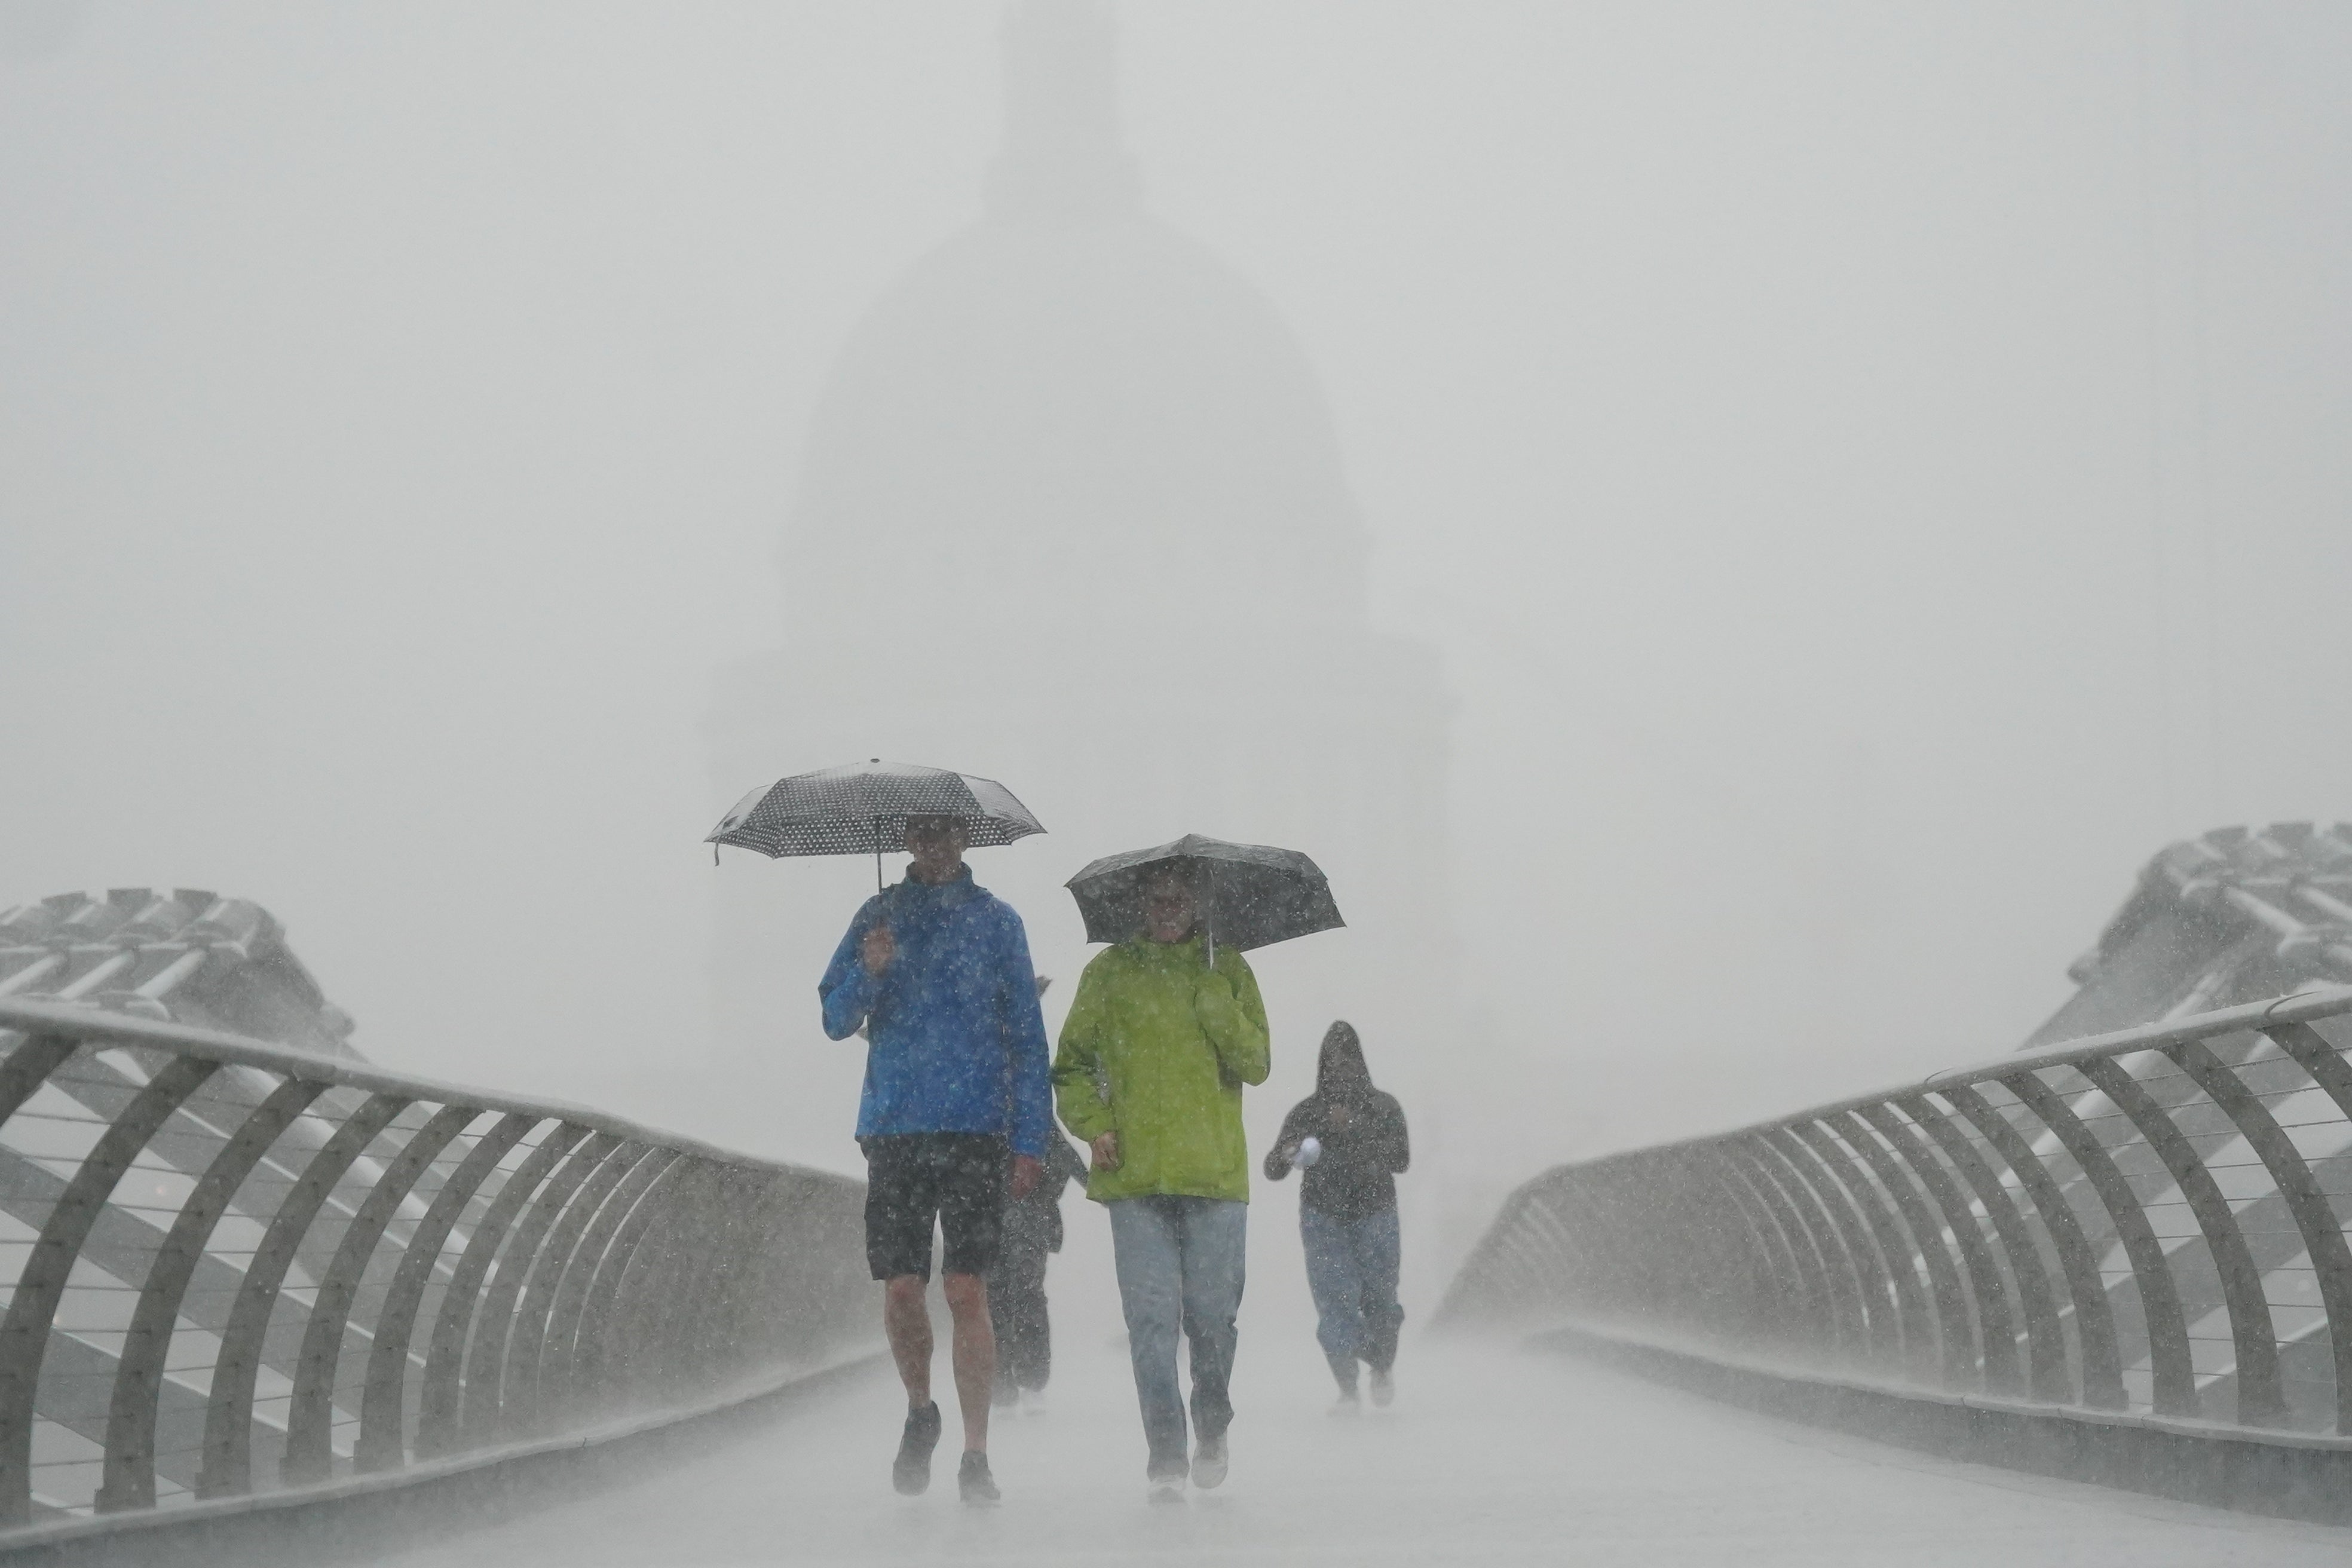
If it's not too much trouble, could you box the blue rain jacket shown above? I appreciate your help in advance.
[819,867,1054,1158]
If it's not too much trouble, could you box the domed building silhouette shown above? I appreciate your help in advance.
[708,1,1454,1165]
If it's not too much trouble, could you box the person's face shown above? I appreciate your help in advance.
[903,816,968,881]
[1142,874,1197,943]
[1322,1041,1367,1085]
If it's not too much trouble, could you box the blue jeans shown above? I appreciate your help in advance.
[1107,1196,1247,1468]
[1301,1205,1402,1384]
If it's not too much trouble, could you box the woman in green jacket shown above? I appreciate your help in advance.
[1054,865,1270,1499]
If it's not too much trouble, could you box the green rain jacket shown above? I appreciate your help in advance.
[1052,936,1272,1204]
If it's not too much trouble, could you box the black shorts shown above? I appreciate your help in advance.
[861,1133,1009,1281]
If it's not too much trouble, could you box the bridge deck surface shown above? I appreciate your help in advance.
[381,1339,2352,1566]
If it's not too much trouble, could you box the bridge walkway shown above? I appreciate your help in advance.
[380,1338,2352,1567]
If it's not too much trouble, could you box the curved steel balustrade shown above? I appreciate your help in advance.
[0,998,871,1528]
[1440,987,2352,1437]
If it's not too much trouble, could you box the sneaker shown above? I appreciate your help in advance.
[1369,1367,1395,1408]
[1328,1389,1362,1417]
[1191,1433,1228,1490]
[957,1451,1000,1505]
[1146,1456,1189,1505]
[893,1401,942,1496]
[990,1379,1019,1410]
[1019,1385,1051,1417]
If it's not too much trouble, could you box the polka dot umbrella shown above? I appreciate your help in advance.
[706,760,1046,890]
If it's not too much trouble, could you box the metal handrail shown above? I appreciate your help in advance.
[1585,983,2352,1163]
[0,999,803,1174]
[0,1000,872,1527]
[1440,985,2352,1439]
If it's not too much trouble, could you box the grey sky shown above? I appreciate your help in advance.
[5,2,2349,1209]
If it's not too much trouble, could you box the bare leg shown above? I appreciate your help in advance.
[941,1272,996,1453]
[883,1274,933,1407]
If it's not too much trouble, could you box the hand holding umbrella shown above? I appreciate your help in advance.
[709,759,1045,1027]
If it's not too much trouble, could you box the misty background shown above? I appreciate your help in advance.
[7,1,2352,1314]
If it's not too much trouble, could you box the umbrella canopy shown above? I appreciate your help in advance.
[707,760,1045,859]
[1065,834,1343,954]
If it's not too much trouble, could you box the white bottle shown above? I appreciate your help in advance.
[1294,1135,1323,1169]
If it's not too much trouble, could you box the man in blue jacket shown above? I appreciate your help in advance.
[819,814,1052,1506]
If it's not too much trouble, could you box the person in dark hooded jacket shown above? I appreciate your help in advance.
[987,1127,1090,1408]
[1265,1022,1410,1407]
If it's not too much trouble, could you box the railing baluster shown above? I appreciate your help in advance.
[355,1111,539,1473]
[0,1035,78,1126]
[538,1147,678,1428]
[568,1153,690,1413]
[1699,1149,1805,1346]
[458,1132,622,1445]
[281,1102,479,1484]
[198,1091,410,1499]
[1897,1093,2070,1402]
[636,1161,741,1395]
[606,1159,727,1402]
[1762,1127,1903,1370]
[2074,1055,2284,1425]
[1500,1184,1600,1322]
[1716,1141,1838,1354]
[1938,1083,2126,1408]
[1824,1109,1972,1386]
[1572,1159,1655,1318]
[2264,1021,2352,1117]
[1787,1120,1932,1374]
[0,1055,218,1527]
[2164,1038,2352,1431]
[414,1123,590,1459]
[1517,1188,1594,1304]
[501,1143,646,1437]
[679,1169,761,1385]
[96,1076,324,1512]
[1998,1068,2197,1415]
[1857,1102,2023,1395]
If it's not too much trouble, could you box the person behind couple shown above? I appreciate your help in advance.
[817,814,1052,1506]
[985,1107,1089,1409]
[1052,864,1270,1498]
[1266,1022,1410,1408]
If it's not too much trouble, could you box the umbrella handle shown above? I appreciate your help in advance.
[1204,866,1216,970]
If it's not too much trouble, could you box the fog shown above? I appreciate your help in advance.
[7,0,2352,1316]
[373,1337,2352,1568]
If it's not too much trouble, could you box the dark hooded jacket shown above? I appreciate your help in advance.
[1266,1050,1409,1224]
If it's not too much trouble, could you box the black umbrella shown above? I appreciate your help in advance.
[707,760,1046,890]
[1065,834,1343,965]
